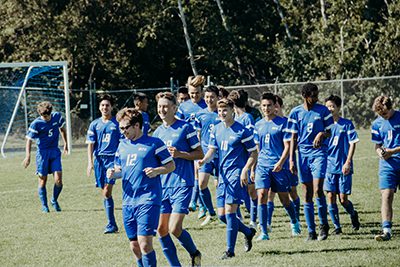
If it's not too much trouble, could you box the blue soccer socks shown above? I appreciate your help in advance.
[38,186,48,211]
[160,234,181,267]
[104,197,117,227]
[177,229,197,256]
[200,188,216,216]
[226,213,239,254]
[284,201,298,224]
[316,197,328,225]
[258,204,268,234]
[304,202,316,233]
[142,250,156,267]
[52,183,63,202]
[267,201,274,226]
[328,204,340,229]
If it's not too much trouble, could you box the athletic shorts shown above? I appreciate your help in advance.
[324,173,352,195]
[123,204,160,240]
[161,186,193,214]
[36,148,62,177]
[255,166,291,193]
[199,157,219,178]
[289,171,299,187]
[94,155,116,188]
[298,153,327,183]
[379,162,400,190]
[216,179,245,208]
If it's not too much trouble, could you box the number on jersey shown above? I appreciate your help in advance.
[126,154,138,166]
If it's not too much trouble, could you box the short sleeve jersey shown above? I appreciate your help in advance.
[26,112,65,150]
[209,121,257,183]
[235,112,255,133]
[114,135,173,206]
[152,120,200,188]
[325,118,359,174]
[371,110,400,168]
[176,99,207,124]
[86,117,122,156]
[194,108,221,152]
[288,103,334,156]
[142,111,151,136]
[255,116,291,168]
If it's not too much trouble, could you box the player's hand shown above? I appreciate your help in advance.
[198,159,205,167]
[63,144,69,155]
[22,157,30,168]
[272,162,282,172]
[376,147,386,159]
[313,132,324,148]
[289,161,297,175]
[240,169,248,187]
[167,146,181,158]
[342,162,351,175]
[381,147,394,160]
[106,168,114,179]
[144,167,159,178]
[87,163,94,177]
[250,170,256,183]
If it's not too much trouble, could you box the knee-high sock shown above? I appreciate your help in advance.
[293,197,301,221]
[38,187,48,207]
[243,191,251,212]
[142,250,156,267]
[284,201,297,224]
[258,204,268,234]
[104,198,116,226]
[342,200,355,217]
[236,206,243,219]
[191,179,200,204]
[304,202,316,233]
[328,204,340,229]
[159,234,181,267]
[226,213,239,254]
[316,197,328,225]
[267,201,274,226]
[200,188,216,216]
[52,184,63,201]
[177,229,197,256]
[250,198,257,223]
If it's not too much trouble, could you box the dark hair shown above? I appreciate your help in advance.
[99,94,114,106]
[238,89,248,102]
[373,96,393,112]
[275,95,283,107]
[204,85,219,96]
[260,92,276,104]
[228,90,246,108]
[133,93,148,106]
[217,98,234,109]
[325,94,342,107]
[116,108,143,128]
[301,83,319,98]
[218,86,229,98]
[156,91,177,105]
[177,86,188,95]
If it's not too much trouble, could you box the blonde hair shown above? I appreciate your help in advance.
[373,96,392,112]
[116,108,143,128]
[217,98,234,109]
[156,91,177,105]
[187,75,205,89]
[37,101,53,115]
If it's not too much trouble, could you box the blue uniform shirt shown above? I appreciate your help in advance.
[235,112,255,132]
[194,108,221,153]
[115,135,173,206]
[371,110,400,169]
[209,121,257,184]
[26,112,65,150]
[142,111,150,136]
[288,103,334,156]
[255,116,291,168]
[176,99,207,123]
[326,118,359,174]
[86,117,122,156]
[153,120,201,188]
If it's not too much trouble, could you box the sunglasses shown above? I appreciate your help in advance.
[119,124,132,131]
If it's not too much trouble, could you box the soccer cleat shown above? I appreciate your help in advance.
[351,211,360,231]
[50,199,61,212]
[197,206,207,220]
[331,227,342,235]
[291,221,302,236]
[220,251,235,260]
[42,205,50,213]
[318,224,330,241]
[191,250,202,267]
[249,221,257,229]
[256,233,270,241]
[306,231,317,241]
[189,202,197,212]
[244,228,257,252]
[375,232,391,242]
[104,224,119,234]
[200,214,217,227]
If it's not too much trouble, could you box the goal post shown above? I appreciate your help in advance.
[0,61,72,158]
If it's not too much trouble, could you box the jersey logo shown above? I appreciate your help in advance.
[229,136,236,140]
[138,147,147,151]
[314,116,321,120]
[110,126,117,130]
[272,126,278,130]
[172,133,179,137]
[394,125,400,128]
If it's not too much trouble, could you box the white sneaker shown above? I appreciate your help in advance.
[200,215,217,226]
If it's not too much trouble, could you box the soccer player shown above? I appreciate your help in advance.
[153,92,203,266]
[195,85,221,226]
[86,94,121,234]
[288,83,334,241]
[254,92,301,241]
[371,96,400,241]
[324,95,360,234]
[22,101,68,213]
[177,86,190,104]
[133,93,150,136]
[107,108,175,267]
[199,98,257,260]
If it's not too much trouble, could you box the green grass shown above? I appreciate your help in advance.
[1,129,400,266]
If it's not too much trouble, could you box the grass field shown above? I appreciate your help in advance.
[1,129,400,266]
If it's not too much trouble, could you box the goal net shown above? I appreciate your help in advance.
[0,61,72,158]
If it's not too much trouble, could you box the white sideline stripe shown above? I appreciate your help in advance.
[0,183,94,195]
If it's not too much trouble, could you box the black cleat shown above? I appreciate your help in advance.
[318,224,330,241]
[375,232,391,242]
[306,231,318,241]
[244,228,257,252]
[191,250,201,267]
[351,211,360,231]
[221,251,235,260]
[331,227,342,235]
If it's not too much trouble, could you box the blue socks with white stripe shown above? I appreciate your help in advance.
[159,234,181,266]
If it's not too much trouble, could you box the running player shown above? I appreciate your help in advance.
[153,92,203,266]
[371,96,400,241]
[199,98,257,260]
[86,94,121,233]
[133,93,150,136]
[287,83,334,241]
[107,108,175,267]
[23,101,68,213]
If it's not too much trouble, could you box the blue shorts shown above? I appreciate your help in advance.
[298,154,327,183]
[94,155,116,188]
[379,164,400,190]
[199,158,219,178]
[123,204,160,240]
[216,179,244,208]
[289,172,299,187]
[255,166,291,193]
[324,173,352,194]
[36,148,62,177]
[161,186,193,214]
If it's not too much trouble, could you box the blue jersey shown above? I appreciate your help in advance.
[142,111,150,136]
[209,121,257,183]
[194,108,221,152]
[255,116,291,168]
[115,135,173,206]
[326,118,359,174]
[176,99,207,123]
[235,112,255,132]
[153,120,200,188]
[26,112,65,150]
[86,117,122,156]
[371,110,400,168]
[288,103,334,156]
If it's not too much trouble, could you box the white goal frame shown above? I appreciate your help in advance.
[0,61,72,158]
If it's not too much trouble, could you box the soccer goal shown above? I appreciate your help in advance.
[0,61,72,158]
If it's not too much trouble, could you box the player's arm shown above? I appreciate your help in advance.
[198,147,216,166]
[313,129,331,149]
[167,145,204,160]
[241,150,258,187]
[273,140,290,172]
[59,126,68,154]
[87,143,95,177]
[377,143,400,160]
[22,138,33,168]
[342,142,356,175]
[144,160,176,178]
[289,133,298,175]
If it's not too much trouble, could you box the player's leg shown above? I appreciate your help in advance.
[38,175,49,212]
[103,183,118,233]
[158,212,181,267]
[266,191,275,231]
[49,149,63,212]
[36,150,50,212]
[257,188,270,240]
[289,172,301,221]
[138,235,156,267]
[198,171,217,226]
[248,183,258,228]
[324,173,341,234]
[339,173,360,231]
[129,239,143,267]
[123,205,143,266]
[375,189,395,241]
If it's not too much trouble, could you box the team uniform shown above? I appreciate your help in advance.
[114,135,173,266]
[141,111,151,136]
[209,121,257,255]
[176,99,207,124]
[288,103,334,234]
[26,112,65,211]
